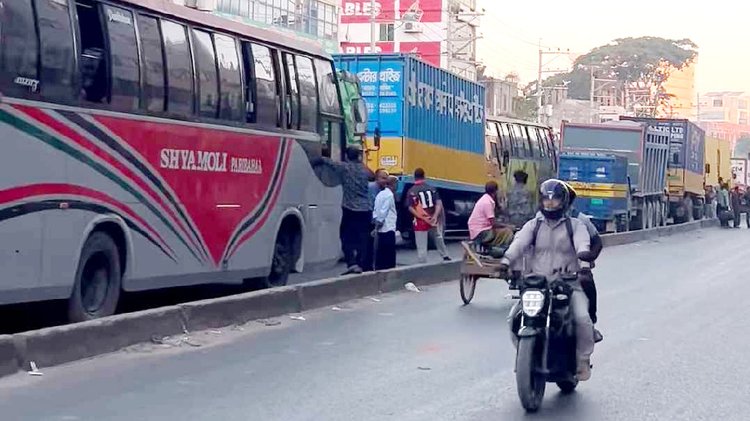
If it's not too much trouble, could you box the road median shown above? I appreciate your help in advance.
[0,219,717,378]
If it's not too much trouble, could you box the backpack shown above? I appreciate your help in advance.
[529,215,603,262]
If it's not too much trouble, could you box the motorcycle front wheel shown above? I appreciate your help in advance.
[516,336,546,412]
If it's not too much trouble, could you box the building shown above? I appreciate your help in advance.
[214,0,340,52]
[480,74,518,117]
[659,63,696,119]
[338,0,481,80]
[698,91,750,125]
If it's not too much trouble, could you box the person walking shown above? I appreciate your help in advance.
[373,175,398,270]
[718,182,731,227]
[314,147,374,274]
[406,168,450,263]
[731,185,742,228]
[507,170,534,229]
[704,185,716,219]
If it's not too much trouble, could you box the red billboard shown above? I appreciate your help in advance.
[340,0,396,24]
[400,0,442,23]
[339,41,441,68]
[341,0,443,24]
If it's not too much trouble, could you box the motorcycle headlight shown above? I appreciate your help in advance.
[521,290,545,317]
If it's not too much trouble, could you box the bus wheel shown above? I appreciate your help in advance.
[263,227,297,288]
[68,232,122,323]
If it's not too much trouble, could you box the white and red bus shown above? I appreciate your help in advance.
[0,0,354,321]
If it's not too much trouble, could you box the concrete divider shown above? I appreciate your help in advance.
[181,286,300,331]
[0,219,719,378]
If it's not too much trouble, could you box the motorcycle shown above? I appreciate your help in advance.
[510,271,581,412]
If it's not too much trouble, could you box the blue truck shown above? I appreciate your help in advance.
[333,53,486,240]
[558,153,630,233]
[560,120,671,231]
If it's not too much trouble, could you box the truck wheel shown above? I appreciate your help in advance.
[68,232,122,323]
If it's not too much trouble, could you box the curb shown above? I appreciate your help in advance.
[0,219,717,378]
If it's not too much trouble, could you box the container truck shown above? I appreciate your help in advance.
[560,120,670,230]
[333,53,486,241]
[621,117,706,222]
[704,135,732,187]
[558,152,630,233]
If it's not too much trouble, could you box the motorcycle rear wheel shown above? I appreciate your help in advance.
[516,336,546,412]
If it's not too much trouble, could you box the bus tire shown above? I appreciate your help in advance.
[262,221,299,288]
[68,232,122,323]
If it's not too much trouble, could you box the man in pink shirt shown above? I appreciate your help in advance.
[468,181,514,248]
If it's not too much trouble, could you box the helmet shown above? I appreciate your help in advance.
[539,179,571,220]
[565,182,578,204]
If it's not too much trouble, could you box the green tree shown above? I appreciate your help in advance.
[529,37,698,116]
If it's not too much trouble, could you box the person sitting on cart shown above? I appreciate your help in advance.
[467,181,514,254]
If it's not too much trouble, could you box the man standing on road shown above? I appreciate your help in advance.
[507,170,534,229]
[362,169,388,271]
[718,182,731,227]
[731,186,743,228]
[407,168,451,264]
[314,147,374,274]
[373,175,398,270]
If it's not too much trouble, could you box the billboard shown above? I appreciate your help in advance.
[339,42,441,67]
[341,0,442,24]
[731,158,747,186]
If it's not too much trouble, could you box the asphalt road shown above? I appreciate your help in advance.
[0,241,462,334]
[1,226,749,420]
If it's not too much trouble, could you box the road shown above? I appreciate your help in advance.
[0,241,463,334]
[2,227,749,420]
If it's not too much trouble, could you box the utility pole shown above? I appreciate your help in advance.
[536,44,573,124]
[589,64,595,123]
[696,92,701,122]
[369,0,376,51]
[444,0,482,80]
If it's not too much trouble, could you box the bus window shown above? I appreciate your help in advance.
[36,0,76,103]
[535,127,548,157]
[315,59,343,159]
[526,126,541,158]
[213,34,243,121]
[137,15,166,112]
[104,5,139,111]
[75,0,107,104]
[282,52,300,130]
[512,124,531,157]
[498,122,514,157]
[1,0,39,97]
[249,43,281,127]
[296,56,318,133]
[161,21,193,116]
[191,29,219,119]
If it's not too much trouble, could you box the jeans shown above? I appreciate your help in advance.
[375,231,396,270]
[414,226,448,263]
[341,207,371,268]
[508,280,595,360]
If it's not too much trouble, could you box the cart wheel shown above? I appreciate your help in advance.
[460,274,477,305]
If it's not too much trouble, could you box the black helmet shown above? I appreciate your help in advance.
[539,179,570,220]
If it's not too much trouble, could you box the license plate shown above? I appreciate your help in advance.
[591,199,604,205]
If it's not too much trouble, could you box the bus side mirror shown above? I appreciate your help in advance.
[352,98,368,136]
[373,127,381,148]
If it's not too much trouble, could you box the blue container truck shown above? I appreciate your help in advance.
[620,117,706,222]
[558,153,630,233]
[560,120,670,231]
[333,53,486,240]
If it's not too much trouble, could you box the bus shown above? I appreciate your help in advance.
[484,116,557,207]
[0,0,359,321]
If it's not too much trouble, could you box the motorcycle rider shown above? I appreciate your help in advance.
[501,179,596,381]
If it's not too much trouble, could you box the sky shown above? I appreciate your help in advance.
[476,0,749,94]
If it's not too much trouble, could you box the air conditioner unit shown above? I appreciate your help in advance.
[404,21,423,33]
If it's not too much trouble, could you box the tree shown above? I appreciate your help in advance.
[532,37,698,117]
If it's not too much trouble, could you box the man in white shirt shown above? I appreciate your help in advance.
[373,175,398,270]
